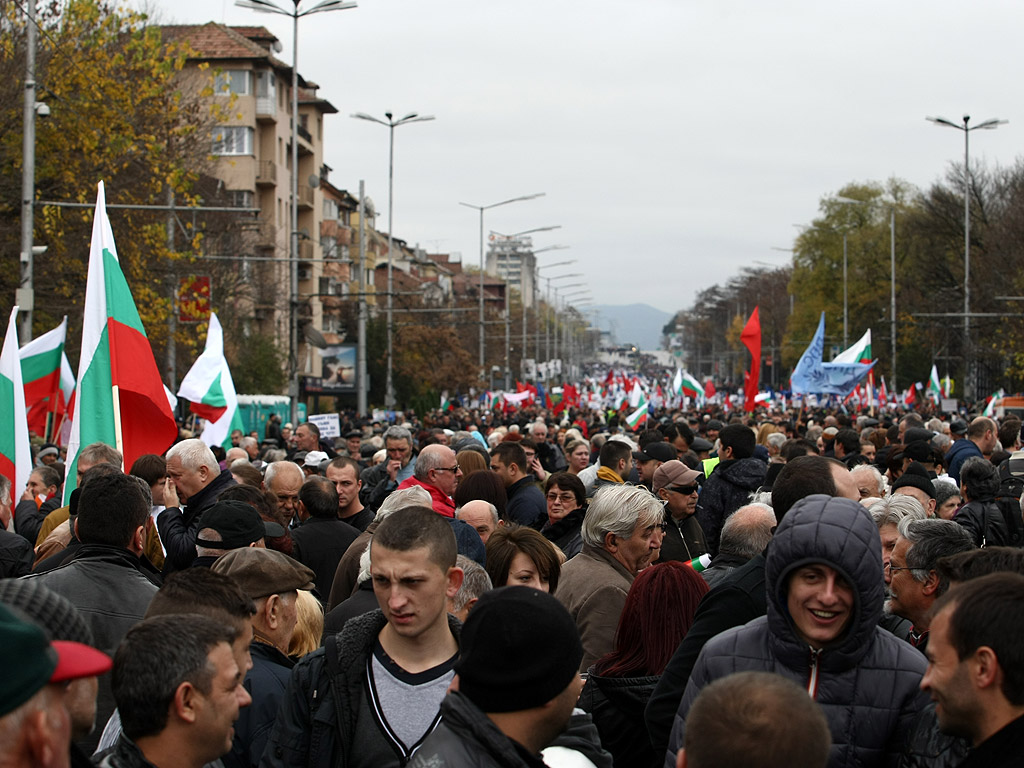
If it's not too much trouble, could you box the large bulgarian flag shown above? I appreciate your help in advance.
[177,312,243,451]
[64,182,178,502]
[1,307,32,510]
[625,390,649,429]
[19,317,75,442]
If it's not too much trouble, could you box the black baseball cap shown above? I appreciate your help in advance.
[634,442,677,463]
[196,500,285,549]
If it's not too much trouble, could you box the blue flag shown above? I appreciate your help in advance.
[791,313,875,396]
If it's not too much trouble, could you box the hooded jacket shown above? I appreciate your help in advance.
[665,495,929,768]
[694,456,766,557]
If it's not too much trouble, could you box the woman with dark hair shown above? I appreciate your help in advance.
[484,526,562,593]
[453,468,508,521]
[578,561,709,768]
[540,472,586,558]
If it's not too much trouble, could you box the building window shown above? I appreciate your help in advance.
[226,190,254,208]
[214,70,251,96]
[322,235,337,259]
[340,209,350,226]
[323,199,339,220]
[212,126,254,156]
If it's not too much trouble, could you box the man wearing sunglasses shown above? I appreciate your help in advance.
[653,461,708,564]
[396,445,463,519]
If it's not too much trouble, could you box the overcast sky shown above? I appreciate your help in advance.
[137,0,1022,317]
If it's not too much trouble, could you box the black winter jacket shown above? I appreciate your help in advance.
[408,692,548,768]
[23,544,160,755]
[157,470,237,572]
[665,495,929,768]
[579,671,660,768]
[694,457,766,556]
[227,642,296,768]
[410,692,612,768]
[0,528,33,578]
[953,498,1015,548]
[541,507,585,559]
[260,609,460,768]
[898,702,969,768]
[645,553,767,755]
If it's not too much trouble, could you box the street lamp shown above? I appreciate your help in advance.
[236,0,357,425]
[351,111,435,409]
[926,114,1007,402]
[543,273,581,364]
[459,194,545,381]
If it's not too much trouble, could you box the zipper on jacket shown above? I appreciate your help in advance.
[806,648,822,699]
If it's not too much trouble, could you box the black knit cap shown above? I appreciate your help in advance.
[455,586,582,713]
[892,462,936,500]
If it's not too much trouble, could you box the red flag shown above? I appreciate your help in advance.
[740,307,761,413]
[704,379,716,399]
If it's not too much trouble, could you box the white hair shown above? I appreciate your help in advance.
[374,486,432,523]
[851,464,886,497]
[582,484,664,548]
[166,439,219,475]
[264,460,303,488]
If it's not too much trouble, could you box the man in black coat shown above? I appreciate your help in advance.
[289,476,359,595]
[409,587,585,768]
[694,424,767,557]
[159,438,236,572]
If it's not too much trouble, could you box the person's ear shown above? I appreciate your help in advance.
[603,530,619,552]
[130,526,145,556]
[446,566,464,599]
[973,646,1001,691]
[173,680,200,724]
[265,594,282,630]
[922,570,941,596]
[23,707,60,768]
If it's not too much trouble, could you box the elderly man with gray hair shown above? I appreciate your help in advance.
[160,438,236,572]
[555,484,665,671]
[701,503,776,588]
[358,425,417,512]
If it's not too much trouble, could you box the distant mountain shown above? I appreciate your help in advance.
[588,303,672,352]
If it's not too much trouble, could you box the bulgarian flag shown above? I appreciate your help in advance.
[671,368,683,396]
[927,365,943,405]
[1,307,32,511]
[64,182,178,502]
[624,391,649,429]
[177,312,244,450]
[19,317,75,442]
[681,370,705,405]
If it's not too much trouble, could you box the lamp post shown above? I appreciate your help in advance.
[551,282,585,369]
[926,114,1007,402]
[459,194,544,382]
[351,111,435,410]
[537,261,577,362]
[236,0,356,425]
[488,226,560,383]
[545,276,583,363]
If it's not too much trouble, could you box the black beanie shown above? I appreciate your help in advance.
[892,462,936,500]
[455,586,582,713]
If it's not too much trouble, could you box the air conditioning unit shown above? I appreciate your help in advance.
[297,266,312,282]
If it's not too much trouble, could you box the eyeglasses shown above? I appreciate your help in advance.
[546,493,577,504]
[666,484,699,495]
[435,465,462,474]
[885,563,917,575]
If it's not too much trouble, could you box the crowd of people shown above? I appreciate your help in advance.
[2,398,1024,768]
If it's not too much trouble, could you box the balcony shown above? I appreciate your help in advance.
[298,239,314,264]
[256,96,276,122]
[298,185,314,210]
[255,161,276,186]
